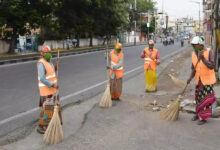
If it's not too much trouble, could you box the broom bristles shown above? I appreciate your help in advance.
[44,105,64,145]
[160,96,181,121]
[168,74,186,89]
[99,84,112,108]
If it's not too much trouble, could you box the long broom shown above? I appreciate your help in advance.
[168,74,186,89]
[160,60,199,121]
[159,85,188,121]
[44,50,64,144]
[99,45,112,108]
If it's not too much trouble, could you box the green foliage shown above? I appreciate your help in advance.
[137,0,155,12]
[0,0,156,52]
[0,0,54,53]
[141,16,155,34]
[127,0,156,32]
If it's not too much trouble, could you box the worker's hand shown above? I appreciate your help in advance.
[106,66,111,70]
[140,51,145,58]
[198,51,204,60]
[199,51,205,60]
[53,83,59,89]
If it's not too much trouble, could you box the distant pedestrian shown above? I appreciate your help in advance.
[181,38,184,47]
[187,36,217,125]
[141,40,160,92]
[37,45,59,134]
[188,37,191,44]
[72,38,77,48]
[66,37,70,50]
[107,43,124,101]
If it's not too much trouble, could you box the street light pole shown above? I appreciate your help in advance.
[189,1,201,35]
[154,10,157,42]
[134,0,137,45]
[199,2,200,35]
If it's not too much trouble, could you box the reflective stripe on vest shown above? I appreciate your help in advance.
[192,49,216,85]
[109,50,124,78]
[111,61,124,70]
[144,48,158,70]
[37,58,57,96]
[39,80,57,87]
[38,74,56,80]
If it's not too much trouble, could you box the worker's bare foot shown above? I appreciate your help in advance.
[191,115,199,121]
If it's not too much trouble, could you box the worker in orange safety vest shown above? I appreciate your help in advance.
[37,45,59,134]
[187,36,217,125]
[141,40,160,92]
[107,43,124,100]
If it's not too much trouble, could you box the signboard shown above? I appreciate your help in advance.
[160,18,164,25]
[147,23,150,27]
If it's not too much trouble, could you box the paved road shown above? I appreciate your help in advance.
[0,42,186,122]
[3,47,220,150]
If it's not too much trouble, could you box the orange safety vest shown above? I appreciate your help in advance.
[144,48,158,71]
[37,58,57,96]
[109,50,124,79]
[192,49,216,85]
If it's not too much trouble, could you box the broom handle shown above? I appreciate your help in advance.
[181,83,188,95]
[55,50,60,105]
[106,45,110,82]
[182,59,200,95]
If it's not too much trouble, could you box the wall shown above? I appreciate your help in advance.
[0,37,126,54]
[126,31,140,43]
[43,38,117,50]
[0,40,9,54]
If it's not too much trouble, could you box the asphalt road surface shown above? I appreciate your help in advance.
[0,42,187,123]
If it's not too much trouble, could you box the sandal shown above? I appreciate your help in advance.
[37,127,46,134]
[197,120,207,125]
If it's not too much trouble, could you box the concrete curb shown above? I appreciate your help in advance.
[0,42,147,65]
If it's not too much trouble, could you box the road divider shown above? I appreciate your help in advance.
[0,42,147,65]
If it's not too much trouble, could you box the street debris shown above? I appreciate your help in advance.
[212,107,220,118]
[180,99,194,107]
[152,100,160,111]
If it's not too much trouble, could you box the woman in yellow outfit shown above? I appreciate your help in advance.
[141,40,160,92]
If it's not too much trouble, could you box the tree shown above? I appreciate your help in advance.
[127,0,156,33]
[55,0,130,46]
[0,0,54,53]
[140,16,155,37]
[92,0,130,43]
[136,0,155,12]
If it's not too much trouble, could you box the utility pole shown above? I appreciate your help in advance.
[140,13,142,42]
[147,10,150,41]
[190,1,201,35]
[215,0,220,72]
[154,10,157,43]
[165,15,168,37]
[134,0,137,45]
[199,1,201,35]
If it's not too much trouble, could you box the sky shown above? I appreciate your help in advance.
[155,0,203,21]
